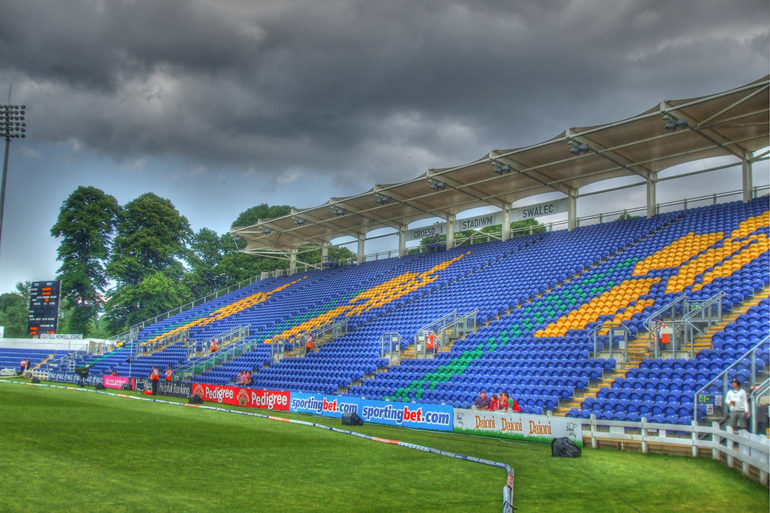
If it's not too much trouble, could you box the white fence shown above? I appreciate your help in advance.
[582,414,770,485]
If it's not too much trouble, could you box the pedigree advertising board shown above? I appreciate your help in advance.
[290,392,453,432]
[454,408,582,443]
[103,375,130,389]
[191,383,290,411]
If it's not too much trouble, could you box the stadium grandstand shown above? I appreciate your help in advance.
[3,76,769,483]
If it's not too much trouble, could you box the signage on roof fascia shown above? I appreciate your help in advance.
[404,200,566,241]
[510,198,568,222]
[405,212,504,241]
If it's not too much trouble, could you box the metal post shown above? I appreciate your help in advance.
[0,103,26,253]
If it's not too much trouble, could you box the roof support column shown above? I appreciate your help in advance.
[743,151,753,203]
[398,226,406,257]
[501,208,511,241]
[357,236,365,264]
[567,192,577,231]
[445,215,456,250]
[321,242,329,262]
[647,175,657,218]
[289,248,298,275]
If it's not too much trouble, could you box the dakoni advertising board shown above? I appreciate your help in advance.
[454,408,582,443]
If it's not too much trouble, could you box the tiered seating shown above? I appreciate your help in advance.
[348,198,768,422]
[574,297,770,424]
[0,348,69,373]
[38,195,766,427]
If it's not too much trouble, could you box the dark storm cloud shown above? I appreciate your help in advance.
[0,0,767,192]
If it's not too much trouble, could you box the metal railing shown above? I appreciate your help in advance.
[590,322,630,360]
[693,336,770,423]
[682,291,725,356]
[311,319,349,349]
[379,332,403,361]
[47,349,89,373]
[413,309,478,358]
[644,295,688,358]
[750,377,770,435]
[172,325,252,381]
[139,327,190,355]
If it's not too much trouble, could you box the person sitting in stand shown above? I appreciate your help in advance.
[243,371,253,386]
[507,391,522,413]
[489,394,500,411]
[111,368,118,376]
[497,391,508,411]
[473,391,491,410]
[236,371,245,385]
[210,338,218,353]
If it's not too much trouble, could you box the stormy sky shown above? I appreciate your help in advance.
[0,0,768,294]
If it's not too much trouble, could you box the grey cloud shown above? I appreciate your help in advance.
[0,0,767,193]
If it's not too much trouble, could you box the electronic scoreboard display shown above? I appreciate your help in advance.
[28,280,61,336]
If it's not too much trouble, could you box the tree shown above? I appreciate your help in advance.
[232,204,292,228]
[104,270,193,331]
[107,193,192,286]
[51,186,119,335]
[104,193,192,331]
[185,228,226,298]
[0,282,30,338]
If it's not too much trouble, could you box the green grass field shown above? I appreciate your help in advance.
[1,381,768,513]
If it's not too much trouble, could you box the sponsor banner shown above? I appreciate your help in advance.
[50,372,78,383]
[289,393,453,432]
[358,400,453,431]
[290,392,361,419]
[133,378,151,392]
[157,380,192,398]
[103,375,129,390]
[191,383,290,411]
[511,198,568,221]
[454,409,581,443]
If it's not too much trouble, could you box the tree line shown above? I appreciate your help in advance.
[0,186,351,339]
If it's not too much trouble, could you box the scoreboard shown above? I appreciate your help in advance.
[28,280,61,336]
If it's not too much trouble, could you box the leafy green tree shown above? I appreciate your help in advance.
[104,193,192,330]
[0,282,30,338]
[107,193,192,286]
[232,204,292,227]
[211,204,294,284]
[185,228,226,297]
[51,186,119,335]
[104,269,192,331]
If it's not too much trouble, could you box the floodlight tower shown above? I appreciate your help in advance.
[0,102,26,253]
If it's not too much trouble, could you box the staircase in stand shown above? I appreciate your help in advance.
[554,285,770,416]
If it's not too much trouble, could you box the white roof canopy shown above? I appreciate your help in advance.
[232,76,770,253]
